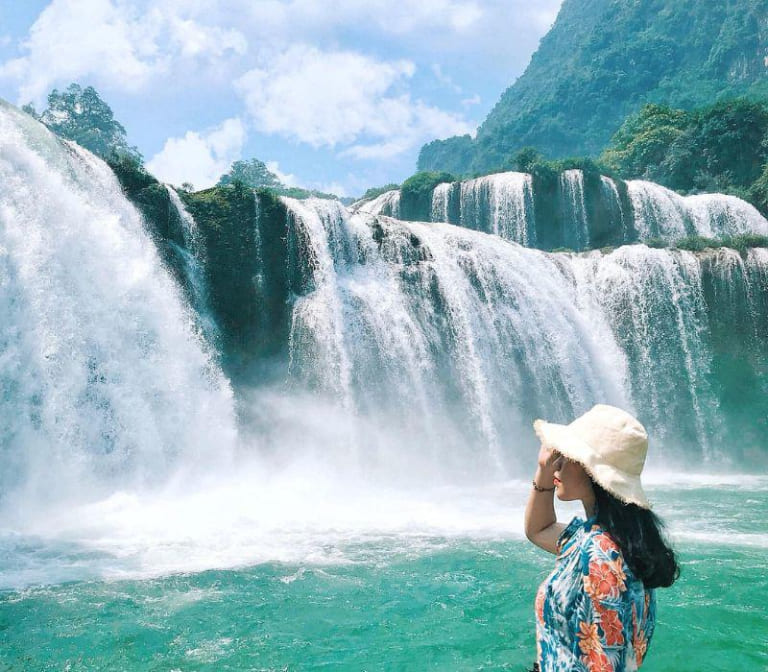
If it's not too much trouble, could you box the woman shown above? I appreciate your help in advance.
[524,404,679,671]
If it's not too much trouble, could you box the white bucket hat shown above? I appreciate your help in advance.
[533,404,652,509]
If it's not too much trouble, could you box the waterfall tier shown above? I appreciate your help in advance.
[357,171,768,252]
[2,104,767,523]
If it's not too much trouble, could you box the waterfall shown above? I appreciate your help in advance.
[431,182,452,222]
[284,198,355,412]
[354,189,400,217]
[164,185,219,342]
[275,199,768,468]
[685,193,768,238]
[3,98,766,506]
[558,169,590,249]
[627,180,690,240]
[0,100,237,507]
[278,199,635,475]
[565,246,719,459]
[457,172,535,245]
[626,180,768,241]
[600,175,629,241]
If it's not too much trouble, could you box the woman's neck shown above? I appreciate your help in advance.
[583,498,597,519]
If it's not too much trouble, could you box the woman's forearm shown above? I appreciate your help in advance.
[524,465,557,539]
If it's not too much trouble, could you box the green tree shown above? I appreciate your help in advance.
[692,98,768,187]
[39,84,142,163]
[218,159,283,189]
[512,147,544,173]
[600,104,692,180]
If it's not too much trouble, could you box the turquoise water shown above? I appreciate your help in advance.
[2,481,766,671]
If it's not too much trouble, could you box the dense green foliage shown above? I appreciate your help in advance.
[419,0,768,175]
[180,186,299,373]
[600,99,768,212]
[30,84,142,163]
[417,135,475,176]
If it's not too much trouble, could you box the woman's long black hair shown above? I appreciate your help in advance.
[591,480,680,589]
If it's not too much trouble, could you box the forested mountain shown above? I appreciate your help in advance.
[419,0,768,175]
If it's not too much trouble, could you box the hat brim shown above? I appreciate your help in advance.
[533,418,652,509]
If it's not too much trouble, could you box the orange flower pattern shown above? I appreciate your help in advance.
[584,559,627,601]
[577,622,602,654]
[534,515,656,671]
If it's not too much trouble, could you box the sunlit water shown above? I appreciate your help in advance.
[2,475,766,670]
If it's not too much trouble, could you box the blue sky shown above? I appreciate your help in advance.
[0,0,562,197]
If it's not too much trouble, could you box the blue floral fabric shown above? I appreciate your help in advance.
[534,515,656,671]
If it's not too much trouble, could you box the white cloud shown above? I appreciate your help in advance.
[312,181,348,198]
[239,0,484,37]
[0,0,246,104]
[0,0,161,103]
[265,160,298,187]
[432,64,462,93]
[235,45,473,160]
[167,16,247,58]
[146,117,245,189]
[235,46,414,147]
[340,101,474,160]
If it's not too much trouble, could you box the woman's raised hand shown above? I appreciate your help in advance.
[537,444,560,474]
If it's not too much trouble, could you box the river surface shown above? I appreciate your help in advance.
[2,475,765,671]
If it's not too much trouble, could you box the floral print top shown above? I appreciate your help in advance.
[535,515,656,671]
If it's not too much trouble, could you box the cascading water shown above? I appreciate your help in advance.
[558,169,590,249]
[626,180,768,241]
[456,172,535,245]
[353,189,400,217]
[0,100,238,575]
[600,175,629,241]
[685,193,768,238]
[164,185,219,342]
[370,172,768,252]
[564,247,719,458]
[431,181,452,222]
[276,197,768,471]
[279,200,629,477]
[284,198,355,411]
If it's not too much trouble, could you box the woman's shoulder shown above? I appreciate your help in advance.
[582,521,622,558]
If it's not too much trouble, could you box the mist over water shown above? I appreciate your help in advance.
[1,104,767,598]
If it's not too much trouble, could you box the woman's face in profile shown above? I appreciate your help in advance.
[551,451,594,503]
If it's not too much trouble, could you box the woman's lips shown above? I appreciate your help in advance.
[553,477,561,485]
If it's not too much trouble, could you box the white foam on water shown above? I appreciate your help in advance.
[4,462,764,589]
[627,179,768,241]
[353,189,400,217]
